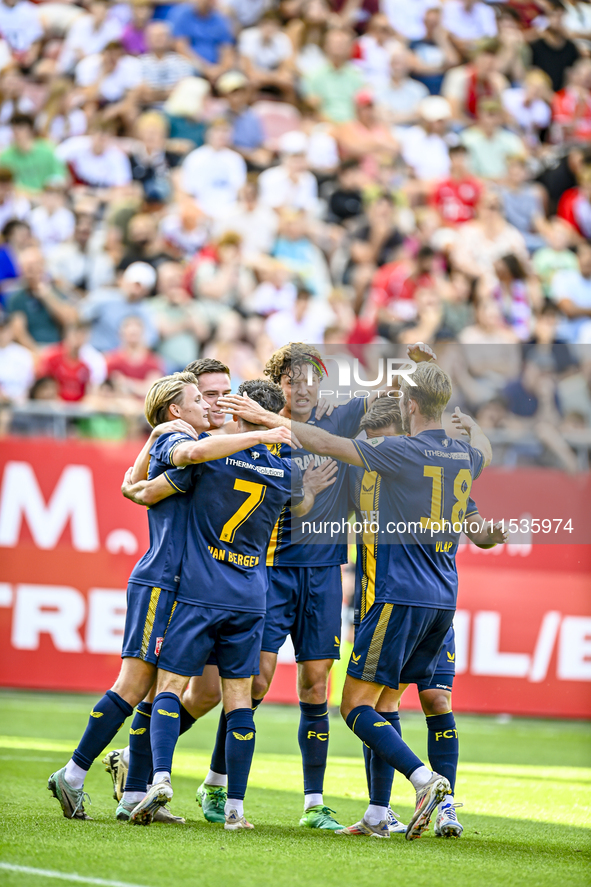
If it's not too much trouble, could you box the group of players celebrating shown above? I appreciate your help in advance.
[48,341,506,841]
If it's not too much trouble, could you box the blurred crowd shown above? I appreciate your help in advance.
[0,0,590,467]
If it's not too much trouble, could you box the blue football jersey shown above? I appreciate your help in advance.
[129,431,207,591]
[178,443,304,614]
[352,429,485,610]
[348,461,480,624]
[267,397,368,568]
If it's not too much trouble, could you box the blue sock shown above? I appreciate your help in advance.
[225,708,256,801]
[251,696,264,712]
[179,705,196,736]
[426,711,458,793]
[346,706,423,780]
[72,690,133,770]
[369,711,401,806]
[298,701,329,796]
[363,741,371,798]
[125,701,152,792]
[210,710,227,776]
[151,692,181,776]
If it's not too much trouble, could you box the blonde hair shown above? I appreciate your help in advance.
[136,110,168,136]
[144,371,198,427]
[400,362,452,421]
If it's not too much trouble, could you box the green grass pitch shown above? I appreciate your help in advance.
[0,689,589,887]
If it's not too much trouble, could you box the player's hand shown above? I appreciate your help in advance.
[259,426,293,448]
[315,397,335,420]
[303,458,338,494]
[218,393,270,425]
[451,406,476,436]
[151,419,199,440]
[406,342,436,363]
[489,521,509,545]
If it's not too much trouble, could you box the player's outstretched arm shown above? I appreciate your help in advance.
[170,425,292,467]
[291,421,363,466]
[464,514,508,549]
[130,419,199,483]
[292,458,338,517]
[451,406,493,467]
[121,468,177,507]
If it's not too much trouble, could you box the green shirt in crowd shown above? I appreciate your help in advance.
[0,140,67,193]
[303,62,365,123]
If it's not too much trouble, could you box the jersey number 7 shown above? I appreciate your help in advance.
[220,479,267,544]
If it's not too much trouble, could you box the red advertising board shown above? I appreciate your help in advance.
[0,438,589,718]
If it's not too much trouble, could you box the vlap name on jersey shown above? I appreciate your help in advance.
[293,453,333,471]
[225,456,285,477]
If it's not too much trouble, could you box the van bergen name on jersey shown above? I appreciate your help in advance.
[208,545,260,567]
[225,456,285,477]
[424,450,470,460]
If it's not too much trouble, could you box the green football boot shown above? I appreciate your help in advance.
[48,766,92,820]
[196,782,227,823]
[299,805,344,830]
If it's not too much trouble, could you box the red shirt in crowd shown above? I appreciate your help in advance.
[431,176,483,225]
[38,344,91,402]
[552,88,591,142]
[106,350,164,380]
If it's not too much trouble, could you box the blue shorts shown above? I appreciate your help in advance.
[348,603,454,689]
[157,601,264,679]
[121,582,176,665]
[262,565,343,662]
[417,626,455,692]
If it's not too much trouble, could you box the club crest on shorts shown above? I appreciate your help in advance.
[155,636,164,656]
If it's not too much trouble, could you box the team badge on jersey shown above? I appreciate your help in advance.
[368,437,384,447]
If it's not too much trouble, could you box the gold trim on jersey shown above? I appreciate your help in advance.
[266,505,286,566]
[359,470,380,620]
[362,603,393,682]
[140,587,161,659]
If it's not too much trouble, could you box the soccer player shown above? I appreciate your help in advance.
[345,395,506,838]
[224,361,497,840]
[121,380,307,830]
[48,371,290,821]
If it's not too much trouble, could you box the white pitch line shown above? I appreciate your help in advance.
[0,864,149,887]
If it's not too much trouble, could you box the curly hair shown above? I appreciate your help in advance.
[264,343,323,385]
[237,379,285,415]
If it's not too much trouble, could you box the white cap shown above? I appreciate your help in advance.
[279,130,308,155]
[418,96,452,121]
[122,262,157,290]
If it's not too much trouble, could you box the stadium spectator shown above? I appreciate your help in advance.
[397,95,452,182]
[333,89,398,172]
[55,118,132,191]
[408,3,460,96]
[238,8,296,100]
[351,13,397,92]
[216,71,269,168]
[137,22,196,105]
[37,320,103,403]
[129,111,183,205]
[442,39,507,125]
[0,115,67,194]
[498,155,548,253]
[530,2,581,92]
[0,309,34,402]
[180,118,247,218]
[28,181,75,253]
[501,68,553,147]
[162,76,210,146]
[302,28,365,123]
[121,1,153,56]
[271,208,331,297]
[265,286,330,346]
[461,98,525,181]
[551,58,591,143]
[0,0,43,68]
[377,43,429,126]
[441,0,498,57]
[7,246,77,351]
[0,218,31,290]
[258,130,320,214]
[550,240,591,342]
[214,176,278,259]
[46,212,115,298]
[170,0,235,82]
[80,261,158,352]
[431,143,483,226]
[451,190,528,284]
[0,167,29,233]
[58,0,123,74]
[106,314,164,398]
[556,149,591,238]
[148,261,208,371]
[532,217,579,297]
